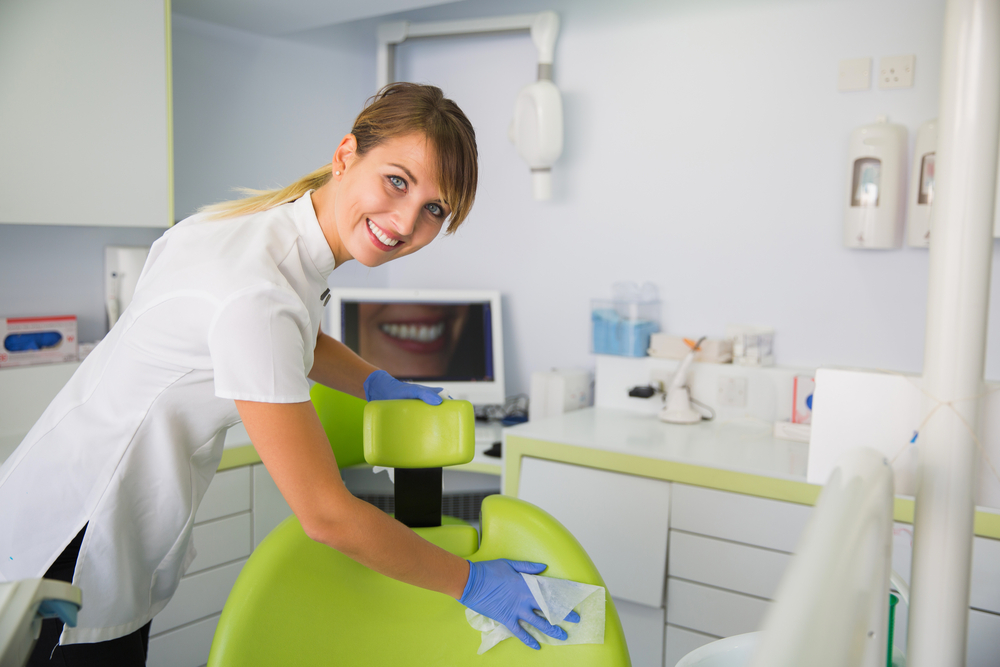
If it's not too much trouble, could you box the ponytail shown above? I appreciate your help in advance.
[198,164,332,220]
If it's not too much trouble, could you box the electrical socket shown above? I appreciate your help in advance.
[878,55,915,89]
[717,376,748,408]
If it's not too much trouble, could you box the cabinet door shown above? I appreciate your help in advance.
[147,614,219,667]
[668,530,791,600]
[518,457,671,608]
[664,624,718,667]
[671,484,811,553]
[665,578,769,639]
[613,597,665,667]
[0,0,171,227]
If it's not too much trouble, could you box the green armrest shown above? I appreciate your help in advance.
[364,399,475,468]
[208,495,631,666]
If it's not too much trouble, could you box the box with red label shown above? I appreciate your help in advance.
[0,316,78,368]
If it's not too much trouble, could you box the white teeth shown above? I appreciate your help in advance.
[380,322,445,342]
[368,219,398,247]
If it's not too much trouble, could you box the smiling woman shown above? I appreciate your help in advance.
[1,83,574,667]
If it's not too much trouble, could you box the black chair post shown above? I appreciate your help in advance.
[394,468,443,528]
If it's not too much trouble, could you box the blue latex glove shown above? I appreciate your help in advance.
[459,559,581,650]
[363,369,443,405]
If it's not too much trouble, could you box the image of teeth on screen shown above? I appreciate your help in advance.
[465,574,606,654]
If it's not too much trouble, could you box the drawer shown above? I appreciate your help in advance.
[971,536,1000,614]
[188,513,252,575]
[669,530,791,600]
[968,608,1000,667]
[671,484,811,553]
[664,624,718,667]
[518,457,671,607]
[665,578,770,638]
[148,613,219,667]
[253,464,293,547]
[197,467,251,523]
[613,597,665,667]
[152,559,245,635]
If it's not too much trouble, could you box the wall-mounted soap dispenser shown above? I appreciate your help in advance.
[844,116,908,249]
[907,119,937,248]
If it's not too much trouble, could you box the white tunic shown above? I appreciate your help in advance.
[0,192,336,644]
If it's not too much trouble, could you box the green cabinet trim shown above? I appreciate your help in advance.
[503,435,1000,540]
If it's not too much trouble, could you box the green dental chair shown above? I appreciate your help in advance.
[208,387,631,666]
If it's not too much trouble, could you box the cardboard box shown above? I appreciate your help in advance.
[0,316,78,368]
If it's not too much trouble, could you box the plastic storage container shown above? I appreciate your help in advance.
[591,283,660,357]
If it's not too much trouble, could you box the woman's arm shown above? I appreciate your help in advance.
[235,398,470,598]
[307,331,377,400]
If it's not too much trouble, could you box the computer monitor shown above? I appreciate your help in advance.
[325,288,505,406]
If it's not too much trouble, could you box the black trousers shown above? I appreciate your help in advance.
[27,526,152,667]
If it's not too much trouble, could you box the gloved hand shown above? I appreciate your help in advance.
[459,559,581,650]
[364,369,443,405]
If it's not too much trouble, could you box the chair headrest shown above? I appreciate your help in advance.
[363,399,475,468]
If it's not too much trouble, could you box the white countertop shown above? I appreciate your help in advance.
[504,407,810,483]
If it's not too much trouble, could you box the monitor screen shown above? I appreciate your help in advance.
[339,299,494,382]
[327,289,505,405]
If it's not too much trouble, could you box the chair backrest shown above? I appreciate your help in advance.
[309,384,367,468]
[208,494,631,666]
[210,397,632,666]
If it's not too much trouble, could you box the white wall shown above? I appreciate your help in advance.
[172,14,392,290]
[342,0,1000,396]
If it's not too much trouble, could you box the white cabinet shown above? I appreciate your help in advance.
[147,463,293,667]
[614,597,666,667]
[518,457,671,608]
[0,0,172,227]
[518,457,671,667]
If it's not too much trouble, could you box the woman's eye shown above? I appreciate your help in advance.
[426,203,444,217]
[388,175,406,190]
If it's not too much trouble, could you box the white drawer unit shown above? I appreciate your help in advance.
[147,614,220,667]
[613,597,665,667]
[970,536,1000,614]
[196,467,251,523]
[968,608,1000,667]
[665,578,770,639]
[671,484,812,553]
[668,530,791,600]
[517,457,672,607]
[664,624,718,667]
[188,513,252,576]
[152,559,246,635]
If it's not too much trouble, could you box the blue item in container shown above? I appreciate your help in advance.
[592,309,659,357]
[5,331,63,352]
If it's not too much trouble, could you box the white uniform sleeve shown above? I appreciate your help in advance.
[208,285,313,403]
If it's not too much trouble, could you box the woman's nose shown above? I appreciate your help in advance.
[391,204,422,236]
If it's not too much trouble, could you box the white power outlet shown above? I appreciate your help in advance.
[879,55,915,89]
[717,376,748,408]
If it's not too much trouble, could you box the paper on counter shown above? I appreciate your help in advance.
[465,574,605,654]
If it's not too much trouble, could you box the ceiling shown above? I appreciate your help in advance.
[171,0,460,36]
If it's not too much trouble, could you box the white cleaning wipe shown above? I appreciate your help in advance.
[372,466,394,483]
[465,574,606,654]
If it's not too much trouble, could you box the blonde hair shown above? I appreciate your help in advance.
[200,83,478,233]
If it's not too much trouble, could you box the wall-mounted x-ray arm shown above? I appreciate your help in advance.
[377,12,563,200]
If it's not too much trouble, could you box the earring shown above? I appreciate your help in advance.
[335,170,341,176]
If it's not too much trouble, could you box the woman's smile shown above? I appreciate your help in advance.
[366,218,401,250]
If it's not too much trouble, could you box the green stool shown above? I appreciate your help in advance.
[208,396,632,666]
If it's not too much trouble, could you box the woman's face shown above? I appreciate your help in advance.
[357,303,470,378]
[333,132,450,268]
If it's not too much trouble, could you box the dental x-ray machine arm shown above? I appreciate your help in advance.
[376,12,563,200]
